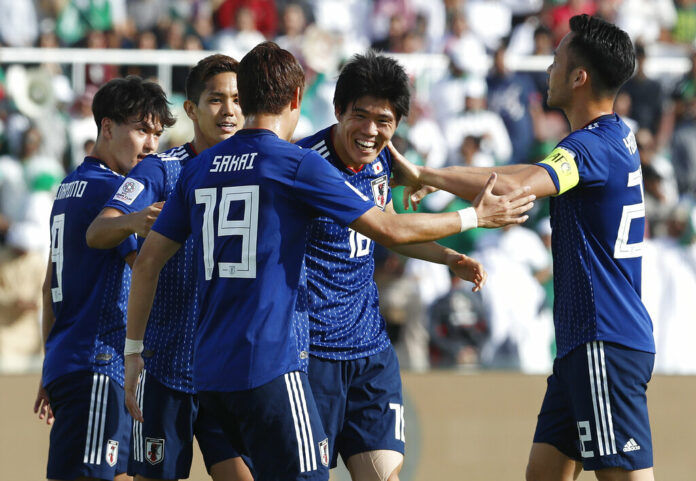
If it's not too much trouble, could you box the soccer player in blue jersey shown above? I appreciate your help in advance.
[296,51,505,481]
[33,76,174,481]
[86,55,252,481]
[121,42,534,481]
[392,14,655,481]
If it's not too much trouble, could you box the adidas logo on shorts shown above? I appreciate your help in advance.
[622,438,641,452]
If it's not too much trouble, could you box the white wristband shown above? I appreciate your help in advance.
[457,207,478,232]
[124,338,144,356]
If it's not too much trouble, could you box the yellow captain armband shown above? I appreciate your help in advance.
[538,147,580,195]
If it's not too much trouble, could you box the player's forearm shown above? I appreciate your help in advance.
[126,258,161,341]
[390,242,456,265]
[419,165,523,201]
[351,208,461,247]
[86,210,134,249]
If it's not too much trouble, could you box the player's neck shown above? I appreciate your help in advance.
[90,141,124,175]
[565,95,615,132]
[244,108,296,141]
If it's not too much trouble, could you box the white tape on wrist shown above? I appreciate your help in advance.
[457,207,478,232]
[124,338,144,356]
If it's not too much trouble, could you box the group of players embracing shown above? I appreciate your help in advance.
[35,13,656,481]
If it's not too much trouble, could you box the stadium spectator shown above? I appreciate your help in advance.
[214,0,278,39]
[621,43,667,135]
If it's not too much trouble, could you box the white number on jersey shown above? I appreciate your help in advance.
[50,214,65,302]
[577,420,595,458]
[348,228,371,258]
[389,403,405,442]
[195,185,259,280]
[613,169,645,259]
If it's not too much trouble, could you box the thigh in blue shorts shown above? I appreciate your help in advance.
[533,341,654,471]
[308,345,405,467]
[129,369,241,478]
[199,371,329,481]
[46,370,130,480]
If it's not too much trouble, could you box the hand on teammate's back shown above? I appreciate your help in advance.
[472,173,535,228]
[132,201,164,238]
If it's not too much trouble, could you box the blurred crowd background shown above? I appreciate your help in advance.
[0,0,695,376]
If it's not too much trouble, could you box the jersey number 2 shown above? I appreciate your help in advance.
[195,186,259,280]
[614,169,644,259]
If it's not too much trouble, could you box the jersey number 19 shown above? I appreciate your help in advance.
[195,186,259,280]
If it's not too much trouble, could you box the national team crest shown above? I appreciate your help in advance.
[145,438,165,465]
[371,175,388,209]
[106,440,119,467]
[318,438,330,467]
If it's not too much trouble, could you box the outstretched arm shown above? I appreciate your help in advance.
[390,142,556,208]
[123,231,181,422]
[86,203,164,249]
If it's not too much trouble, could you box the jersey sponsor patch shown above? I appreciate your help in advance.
[113,178,145,205]
[106,440,119,467]
[371,175,388,209]
[145,437,164,465]
[538,147,580,195]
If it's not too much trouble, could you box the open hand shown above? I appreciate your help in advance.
[473,173,535,228]
[124,354,145,422]
[447,253,488,292]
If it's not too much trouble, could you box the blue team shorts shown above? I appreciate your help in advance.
[199,371,330,481]
[129,369,243,479]
[46,370,130,480]
[308,345,405,468]
[533,341,654,471]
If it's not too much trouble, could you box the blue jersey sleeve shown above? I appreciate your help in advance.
[151,177,191,244]
[115,236,138,258]
[558,132,609,188]
[295,150,375,226]
[104,156,166,214]
[382,148,394,206]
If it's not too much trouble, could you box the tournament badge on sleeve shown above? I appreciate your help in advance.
[106,440,119,467]
[371,175,388,209]
[319,438,330,467]
[145,438,165,465]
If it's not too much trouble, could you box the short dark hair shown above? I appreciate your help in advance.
[92,76,175,133]
[567,14,635,96]
[237,41,305,116]
[186,54,240,104]
[334,51,410,122]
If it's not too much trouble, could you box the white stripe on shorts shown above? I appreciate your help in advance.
[133,370,147,462]
[285,372,318,472]
[292,372,317,470]
[84,373,108,465]
[586,341,617,456]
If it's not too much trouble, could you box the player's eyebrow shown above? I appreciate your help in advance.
[351,105,394,121]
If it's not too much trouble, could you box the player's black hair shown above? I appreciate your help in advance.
[237,41,305,116]
[567,14,635,96]
[92,76,175,134]
[186,54,240,104]
[333,51,410,122]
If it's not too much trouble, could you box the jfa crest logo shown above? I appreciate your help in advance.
[371,175,388,209]
[106,440,119,467]
[373,161,383,174]
[145,438,165,465]
[318,438,329,467]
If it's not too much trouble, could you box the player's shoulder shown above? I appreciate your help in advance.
[75,158,124,185]
[296,125,333,151]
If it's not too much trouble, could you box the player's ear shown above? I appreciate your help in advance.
[290,87,301,110]
[101,118,113,140]
[572,68,588,89]
[184,100,197,122]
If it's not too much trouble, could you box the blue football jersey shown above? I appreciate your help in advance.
[296,126,392,360]
[536,114,654,358]
[42,158,138,388]
[151,129,376,392]
[104,144,198,393]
